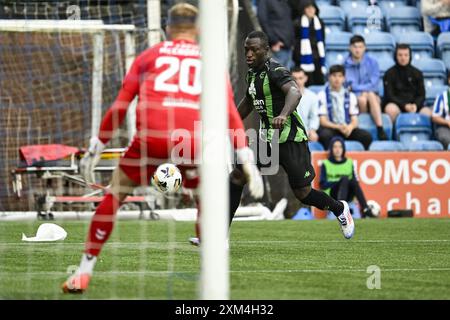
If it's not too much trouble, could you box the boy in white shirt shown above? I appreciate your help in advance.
[317,65,372,150]
[291,67,320,142]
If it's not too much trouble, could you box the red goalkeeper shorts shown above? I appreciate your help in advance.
[119,136,200,189]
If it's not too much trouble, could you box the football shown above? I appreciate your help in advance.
[367,200,381,217]
[151,163,182,194]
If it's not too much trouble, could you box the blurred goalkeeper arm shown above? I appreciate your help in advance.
[81,57,140,183]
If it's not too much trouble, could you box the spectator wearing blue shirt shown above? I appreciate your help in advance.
[431,72,450,149]
[344,35,387,140]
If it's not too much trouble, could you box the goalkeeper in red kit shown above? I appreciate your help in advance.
[62,3,263,293]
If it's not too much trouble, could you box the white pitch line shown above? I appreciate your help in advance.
[232,240,450,243]
[0,239,449,246]
[1,268,450,276]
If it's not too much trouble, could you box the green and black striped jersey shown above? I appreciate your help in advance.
[245,58,308,143]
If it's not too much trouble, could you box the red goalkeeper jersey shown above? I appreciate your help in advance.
[98,39,246,149]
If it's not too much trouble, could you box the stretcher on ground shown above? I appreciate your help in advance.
[11,146,159,220]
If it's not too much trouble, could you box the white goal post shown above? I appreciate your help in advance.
[199,0,230,300]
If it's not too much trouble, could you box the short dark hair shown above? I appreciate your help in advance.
[246,30,269,48]
[350,35,365,45]
[329,64,345,76]
[290,66,306,74]
[396,43,411,51]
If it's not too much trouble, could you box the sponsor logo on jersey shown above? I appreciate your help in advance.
[248,81,256,100]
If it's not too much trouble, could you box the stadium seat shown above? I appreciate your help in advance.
[395,113,432,143]
[386,6,422,38]
[292,207,314,220]
[308,141,325,152]
[424,84,449,107]
[325,31,353,50]
[344,140,365,151]
[369,141,405,151]
[437,32,450,71]
[378,79,384,98]
[346,5,371,35]
[326,51,347,67]
[378,1,407,16]
[403,140,444,151]
[376,56,395,77]
[339,0,368,16]
[412,59,447,88]
[319,5,346,34]
[316,0,335,6]
[396,32,434,61]
[325,31,352,67]
[358,113,393,141]
[365,32,396,61]
[308,85,325,94]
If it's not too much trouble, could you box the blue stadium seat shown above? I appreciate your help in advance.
[386,6,422,38]
[403,140,444,151]
[308,85,325,94]
[378,79,384,98]
[345,5,371,34]
[325,31,352,66]
[412,59,447,88]
[395,113,432,143]
[344,140,365,151]
[308,141,325,152]
[358,113,393,141]
[292,207,314,220]
[319,5,346,34]
[326,31,353,50]
[339,0,368,16]
[316,0,335,6]
[326,51,348,67]
[437,32,450,71]
[378,1,407,16]
[395,32,434,61]
[369,141,405,151]
[365,32,396,61]
[424,85,449,107]
[376,56,395,77]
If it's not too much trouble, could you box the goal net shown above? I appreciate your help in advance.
[0,0,250,300]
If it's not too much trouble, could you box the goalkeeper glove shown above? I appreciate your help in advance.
[236,147,264,199]
[80,137,105,184]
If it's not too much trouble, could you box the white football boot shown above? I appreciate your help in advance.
[337,201,354,239]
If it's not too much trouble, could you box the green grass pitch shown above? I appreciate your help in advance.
[0,218,449,299]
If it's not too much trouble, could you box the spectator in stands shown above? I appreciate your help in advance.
[431,72,450,149]
[344,35,388,140]
[383,44,428,123]
[292,0,326,86]
[291,66,320,142]
[421,0,450,36]
[317,65,373,150]
[320,136,375,218]
[288,0,307,18]
[257,0,295,69]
